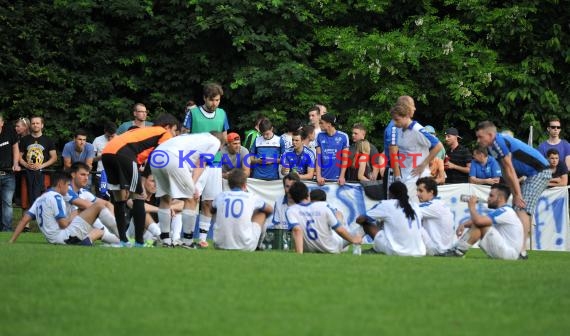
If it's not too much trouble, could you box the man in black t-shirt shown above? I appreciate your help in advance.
[18,116,57,209]
[444,127,471,184]
[0,115,20,231]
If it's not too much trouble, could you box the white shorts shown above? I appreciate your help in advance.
[421,227,439,256]
[373,230,395,255]
[152,155,196,199]
[198,166,222,201]
[214,222,262,252]
[51,217,92,245]
[479,227,519,260]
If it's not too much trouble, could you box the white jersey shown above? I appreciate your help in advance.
[155,133,220,164]
[34,190,68,244]
[271,196,290,229]
[397,121,439,183]
[286,201,344,254]
[418,198,455,254]
[212,189,266,251]
[487,205,523,252]
[92,134,109,172]
[365,199,426,256]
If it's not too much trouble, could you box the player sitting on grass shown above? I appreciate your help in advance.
[356,181,426,257]
[9,172,120,246]
[67,162,118,237]
[442,183,524,260]
[415,177,456,256]
[286,181,361,254]
[212,169,273,251]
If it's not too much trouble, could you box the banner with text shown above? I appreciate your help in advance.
[238,180,569,251]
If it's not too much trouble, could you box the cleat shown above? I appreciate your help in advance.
[518,253,528,260]
[437,248,465,257]
[120,241,133,248]
[197,241,209,249]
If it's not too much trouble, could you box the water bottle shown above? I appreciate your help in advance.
[460,194,486,203]
[353,244,362,256]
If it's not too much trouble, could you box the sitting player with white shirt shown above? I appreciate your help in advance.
[415,177,456,255]
[356,181,426,257]
[286,181,361,254]
[443,183,524,260]
[9,172,119,246]
[212,169,273,251]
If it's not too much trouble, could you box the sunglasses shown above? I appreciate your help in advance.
[549,125,561,129]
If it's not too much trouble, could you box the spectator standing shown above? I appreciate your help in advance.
[546,148,568,187]
[182,83,230,247]
[469,147,502,185]
[300,124,316,157]
[180,99,197,133]
[424,125,446,160]
[280,119,302,150]
[348,123,382,181]
[0,114,20,231]
[307,106,322,147]
[14,117,30,139]
[250,119,286,180]
[444,127,471,184]
[538,117,570,170]
[221,132,251,179]
[18,116,57,210]
[475,121,551,259]
[116,103,153,135]
[315,114,350,186]
[62,129,95,171]
[280,131,315,180]
[92,122,117,199]
[243,114,267,154]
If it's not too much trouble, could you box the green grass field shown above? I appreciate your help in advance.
[1,232,569,336]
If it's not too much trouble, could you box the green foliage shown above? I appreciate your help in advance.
[0,0,568,147]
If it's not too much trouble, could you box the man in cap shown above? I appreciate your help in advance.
[220,132,250,179]
[444,127,471,184]
[424,125,446,160]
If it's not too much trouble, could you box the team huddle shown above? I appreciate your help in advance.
[9,85,552,261]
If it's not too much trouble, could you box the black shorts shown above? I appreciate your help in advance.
[101,153,143,194]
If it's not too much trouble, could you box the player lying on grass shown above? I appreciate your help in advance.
[286,181,361,254]
[211,169,273,251]
[441,183,524,260]
[9,172,120,246]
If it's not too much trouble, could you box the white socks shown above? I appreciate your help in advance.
[182,209,198,237]
[157,208,172,235]
[198,214,212,242]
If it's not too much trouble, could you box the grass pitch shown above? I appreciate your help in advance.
[1,232,569,336]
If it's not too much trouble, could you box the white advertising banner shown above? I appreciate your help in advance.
[237,180,569,251]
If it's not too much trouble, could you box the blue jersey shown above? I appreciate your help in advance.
[281,146,316,175]
[383,120,401,165]
[316,130,350,180]
[250,134,286,180]
[469,156,502,179]
[488,134,548,177]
